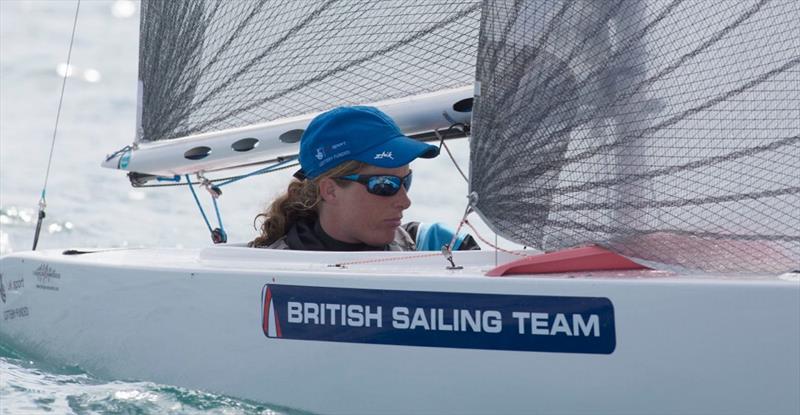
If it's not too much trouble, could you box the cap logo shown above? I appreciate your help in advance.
[374,151,394,160]
[315,147,325,160]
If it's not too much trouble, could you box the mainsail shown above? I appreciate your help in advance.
[137,0,481,143]
[471,0,800,273]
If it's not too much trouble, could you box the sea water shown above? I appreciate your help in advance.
[0,344,299,415]
[0,2,508,413]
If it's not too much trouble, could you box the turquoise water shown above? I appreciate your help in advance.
[0,342,302,414]
[0,1,496,413]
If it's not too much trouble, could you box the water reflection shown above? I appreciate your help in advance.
[0,206,74,232]
[55,63,102,83]
[111,0,136,19]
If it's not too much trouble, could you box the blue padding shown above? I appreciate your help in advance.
[415,222,466,251]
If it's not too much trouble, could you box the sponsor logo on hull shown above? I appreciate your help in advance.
[6,277,24,291]
[261,284,616,354]
[0,274,25,304]
[4,306,29,321]
[34,264,60,291]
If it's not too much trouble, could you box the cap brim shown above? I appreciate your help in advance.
[293,169,307,180]
[353,135,440,168]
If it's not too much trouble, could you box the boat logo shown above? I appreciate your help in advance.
[0,273,5,304]
[261,286,283,338]
[34,264,61,283]
[120,150,131,169]
[34,264,61,291]
[373,151,393,160]
[315,147,325,160]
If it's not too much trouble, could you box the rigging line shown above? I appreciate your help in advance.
[434,126,469,183]
[132,161,300,188]
[104,145,132,162]
[461,219,528,258]
[188,173,228,244]
[41,0,81,194]
[215,156,299,187]
[185,174,214,234]
[210,196,227,244]
[32,0,81,251]
[332,252,442,268]
[441,201,473,269]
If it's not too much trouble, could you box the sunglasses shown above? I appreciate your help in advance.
[336,172,413,196]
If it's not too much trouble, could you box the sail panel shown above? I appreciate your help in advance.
[138,0,480,142]
[471,0,800,273]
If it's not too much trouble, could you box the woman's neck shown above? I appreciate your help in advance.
[318,208,360,244]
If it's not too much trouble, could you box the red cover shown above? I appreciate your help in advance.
[487,245,649,276]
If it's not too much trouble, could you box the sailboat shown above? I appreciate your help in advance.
[1,1,798,414]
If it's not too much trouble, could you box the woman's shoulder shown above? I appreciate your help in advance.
[388,225,416,251]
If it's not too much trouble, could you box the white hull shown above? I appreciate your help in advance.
[1,247,798,414]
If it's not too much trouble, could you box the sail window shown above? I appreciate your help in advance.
[184,146,212,160]
[231,138,259,152]
[279,130,303,144]
[453,98,473,113]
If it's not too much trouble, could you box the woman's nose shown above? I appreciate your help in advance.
[393,186,411,210]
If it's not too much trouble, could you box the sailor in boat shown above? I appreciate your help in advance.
[249,106,478,251]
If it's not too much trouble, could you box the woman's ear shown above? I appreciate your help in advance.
[318,177,338,204]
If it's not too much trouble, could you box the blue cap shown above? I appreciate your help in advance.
[296,106,439,179]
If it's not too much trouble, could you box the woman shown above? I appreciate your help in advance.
[250,106,476,251]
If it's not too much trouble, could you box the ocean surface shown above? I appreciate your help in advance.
[0,2,510,413]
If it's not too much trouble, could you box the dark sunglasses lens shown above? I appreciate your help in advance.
[403,173,412,191]
[368,176,401,196]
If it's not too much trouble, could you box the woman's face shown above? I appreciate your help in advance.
[324,164,412,246]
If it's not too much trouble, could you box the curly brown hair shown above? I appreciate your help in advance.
[249,160,366,247]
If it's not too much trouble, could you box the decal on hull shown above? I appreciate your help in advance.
[34,264,60,291]
[261,284,616,354]
[4,306,29,321]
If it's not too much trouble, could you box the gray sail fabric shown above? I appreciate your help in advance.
[137,0,480,143]
[471,0,799,273]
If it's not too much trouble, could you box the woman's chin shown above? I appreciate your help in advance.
[363,230,397,246]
